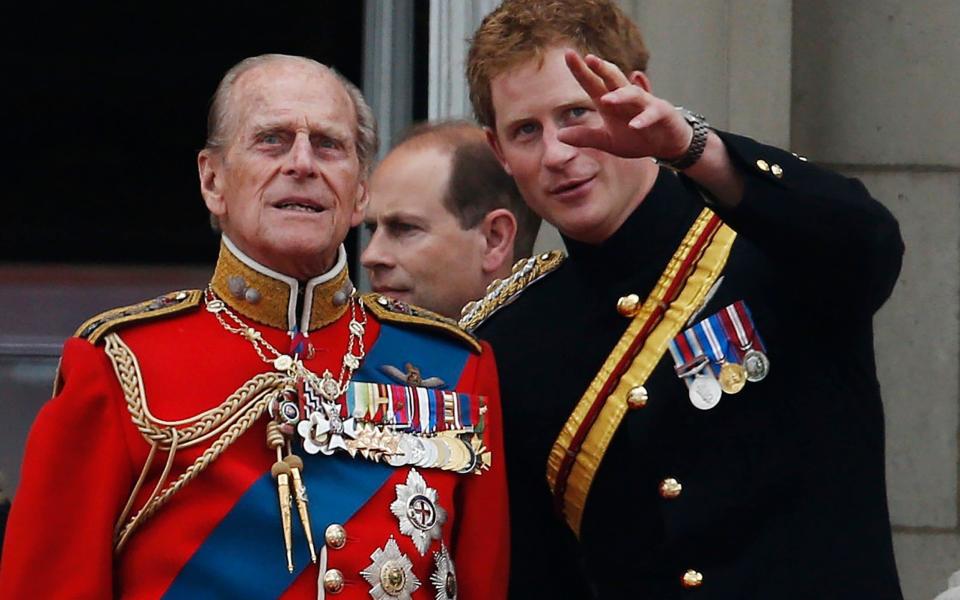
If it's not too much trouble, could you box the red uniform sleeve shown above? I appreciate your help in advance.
[452,341,510,599]
[0,337,135,599]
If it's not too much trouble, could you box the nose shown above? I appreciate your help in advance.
[542,124,577,171]
[282,132,319,179]
[360,228,394,271]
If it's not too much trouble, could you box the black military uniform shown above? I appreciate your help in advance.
[477,133,904,599]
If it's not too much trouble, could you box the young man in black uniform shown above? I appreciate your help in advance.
[464,1,904,598]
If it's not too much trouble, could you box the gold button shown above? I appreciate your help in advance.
[325,523,347,549]
[323,568,344,593]
[617,294,641,317]
[682,569,703,588]
[756,159,770,172]
[659,477,682,499]
[627,386,648,409]
[770,164,783,178]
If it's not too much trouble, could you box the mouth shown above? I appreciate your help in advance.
[272,197,327,214]
[548,175,595,196]
[372,285,410,296]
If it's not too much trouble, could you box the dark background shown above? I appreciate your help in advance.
[5,3,431,266]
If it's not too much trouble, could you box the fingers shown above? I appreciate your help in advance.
[564,50,608,99]
[556,125,612,152]
[583,54,629,91]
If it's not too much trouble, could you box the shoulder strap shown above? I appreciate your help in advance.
[458,250,566,332]
[362,293,481,354]
[75,289,203,345]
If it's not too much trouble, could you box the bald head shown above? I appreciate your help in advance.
[204,54,378,177]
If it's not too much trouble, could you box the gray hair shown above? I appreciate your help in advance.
[204,53,378,177]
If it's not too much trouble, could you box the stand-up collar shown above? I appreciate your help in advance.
[210,236,354,332]
[563,169,705,294]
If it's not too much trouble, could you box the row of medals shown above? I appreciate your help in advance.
[687,347,770,409]
[269,366,487,474]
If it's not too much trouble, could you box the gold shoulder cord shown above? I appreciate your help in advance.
[459,250,566,331]
[104,333,284,552]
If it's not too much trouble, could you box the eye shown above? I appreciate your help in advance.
[568,107,588,119]
[262,133,281,144]
[389,221,419,236]
[513,122,540,140]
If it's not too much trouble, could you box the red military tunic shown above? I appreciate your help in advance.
[0,238,508,599]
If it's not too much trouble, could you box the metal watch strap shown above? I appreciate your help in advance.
[659,108,709,171]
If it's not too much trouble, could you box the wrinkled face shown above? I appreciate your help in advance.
[361,146,488,319]
[487,45,653,244]
[199,61,366,279]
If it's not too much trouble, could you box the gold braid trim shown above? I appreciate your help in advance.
[459,249,566,331]
[363,293,482,353]
[103,333,283,552]
[105,334,284,448]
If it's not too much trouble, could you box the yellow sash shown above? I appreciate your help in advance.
[546,209,736,536]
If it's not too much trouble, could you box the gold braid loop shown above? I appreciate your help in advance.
[105,333,285,448]
[114,389,278,552]
[103,332,287,552]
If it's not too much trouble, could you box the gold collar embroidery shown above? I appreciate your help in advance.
[210,236,353,332]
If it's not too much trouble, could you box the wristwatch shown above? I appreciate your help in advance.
[657,108,709,171]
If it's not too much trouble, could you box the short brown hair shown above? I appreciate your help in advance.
[396,120,541,261]
[467,0,650,128]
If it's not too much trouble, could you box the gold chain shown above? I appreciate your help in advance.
[203,286,367,401]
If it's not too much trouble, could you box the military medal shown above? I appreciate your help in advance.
[390,469,447,555]
[668,325,723,409]
[695,313,747,395]
[718,362,747,394]
[689,371,722,410]
[719,301,770,382]
[361,537,421,600]
[742,349,770,381]
[430,543,458,600]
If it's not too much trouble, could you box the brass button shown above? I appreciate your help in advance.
[682,569,703,588]
[770,164,783,178]
[325,523,347,549]
[756,159,770,172]
[627,386,648,409]
[323,568,345,593]
[659,477,682,499]
[617,294,641,317]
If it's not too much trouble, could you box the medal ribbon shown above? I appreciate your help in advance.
[546,209,737,536]
[343,381,479,433]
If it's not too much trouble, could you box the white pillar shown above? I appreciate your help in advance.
[428,0,499,120]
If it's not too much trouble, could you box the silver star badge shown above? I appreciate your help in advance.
[390,468,447,555]
[430,543,458,600]
[360,537,420,600]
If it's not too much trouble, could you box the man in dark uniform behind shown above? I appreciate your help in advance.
[463,1,904,598]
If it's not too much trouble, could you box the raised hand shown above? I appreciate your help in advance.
[557,49,693,162]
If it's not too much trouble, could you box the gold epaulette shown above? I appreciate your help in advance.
[459,250,566,331]
[75,290,204,345]
[362,293,482,354]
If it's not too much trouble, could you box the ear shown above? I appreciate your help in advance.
[350,179,369,227]
[198,149,227,217]
[484,127,512,176]
[479,208,518,275]
[628,70,653,93]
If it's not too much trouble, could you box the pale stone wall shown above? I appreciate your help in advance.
[793,2,960,599]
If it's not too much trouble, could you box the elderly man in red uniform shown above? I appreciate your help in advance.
[0,54,508,599]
